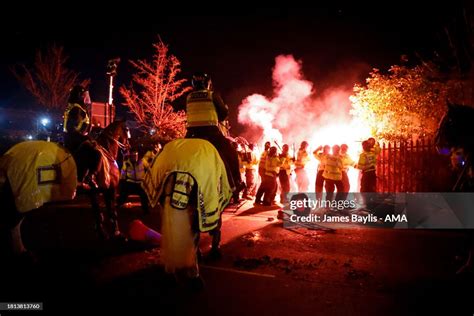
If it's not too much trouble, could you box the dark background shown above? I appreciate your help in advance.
[0,4,470,133]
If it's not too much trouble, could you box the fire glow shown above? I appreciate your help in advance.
[238,55,372,192]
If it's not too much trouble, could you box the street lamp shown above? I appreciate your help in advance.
[40,117,50,127]
[106,58,120,105]
[37,116,51,141]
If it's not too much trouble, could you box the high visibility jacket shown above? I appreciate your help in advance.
[186,90,219,127]
[295,149,310,169]
[237,152,245,173]
[243,151,258,170]
[258,150,268,171]
[341,153,355,172]
[265,156,283,177]
[121,159,145,183]
[63,103,90,134]
[279,152,293,175]
[314,151,328,171]
[323,154,343,181]
[357,151,378,173]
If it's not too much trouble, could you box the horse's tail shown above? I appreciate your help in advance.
[161,195,197,275]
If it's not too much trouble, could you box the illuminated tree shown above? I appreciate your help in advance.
[11,44,88,111]
[350,64,451,141]
[120,38,191,141]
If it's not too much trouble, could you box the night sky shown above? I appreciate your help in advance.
[0,5,468,133]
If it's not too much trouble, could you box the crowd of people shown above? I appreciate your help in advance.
[230,137,381,207]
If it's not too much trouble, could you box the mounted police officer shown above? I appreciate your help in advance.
[63,84,91,154]
[185,72,243,195]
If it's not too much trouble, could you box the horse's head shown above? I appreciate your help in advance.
[98,120,131,157]
[435,103,474,155]
[114,120,131,150]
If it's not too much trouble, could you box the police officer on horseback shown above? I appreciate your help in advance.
[185,72,243,195]
[63,84,91,153]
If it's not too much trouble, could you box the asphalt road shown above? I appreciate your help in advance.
[1,196,473,315]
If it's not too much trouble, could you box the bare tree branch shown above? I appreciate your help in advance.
[120,38,191,141]
[11,44,88,111]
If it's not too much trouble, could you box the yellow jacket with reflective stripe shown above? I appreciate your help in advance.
[265,156,283,177]
[186,90,219,127]
[121,159,145,183]
[357,151,378,172]
[279,152,293,175]
[63,103,90,133]
[323,154,343,181]
[341,153,355,172]
[357,143,380,172]
[243,151,258,170]
[258,150,268,171]
[295,149,310,169]
[314,152,328,171]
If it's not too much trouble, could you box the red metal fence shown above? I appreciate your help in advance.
[376,139,452,192]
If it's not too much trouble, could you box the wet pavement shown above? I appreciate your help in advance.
[1,196,473,315]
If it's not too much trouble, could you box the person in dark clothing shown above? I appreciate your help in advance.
[185,72,242,193]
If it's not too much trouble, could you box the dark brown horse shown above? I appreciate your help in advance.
[74,120,130,239]
[0,120,129,257]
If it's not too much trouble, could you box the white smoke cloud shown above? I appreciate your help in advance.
[238,54,369,150]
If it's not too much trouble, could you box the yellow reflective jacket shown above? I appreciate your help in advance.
[121,159,145,183]
[323,154,344,181]
[258,150,268,171]
[63,103,90,133]
[295,149,310,169]
[357,151,379,172]
[186,90,219,127]
[279,152,293,175]
[341,153,355,172]
[265,155,283,177]
[243,151,258,170]
[314,151,328,171]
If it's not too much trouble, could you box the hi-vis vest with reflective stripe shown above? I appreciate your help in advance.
[121,159,145,183]
[357,151,378,172]
[63,103,90,133]
[323,154,343,181]
[258,150,268,170]
[279,152,293,175]
[186,90,219,127]
[265,156,283,177]
[295,149,310,169]
[357,143,380,173]
[314,152,328,171]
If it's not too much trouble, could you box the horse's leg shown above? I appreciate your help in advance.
[208,217,222,260]
[89,187,107,240]
[9,217,26,255]
[104,187,124,239]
